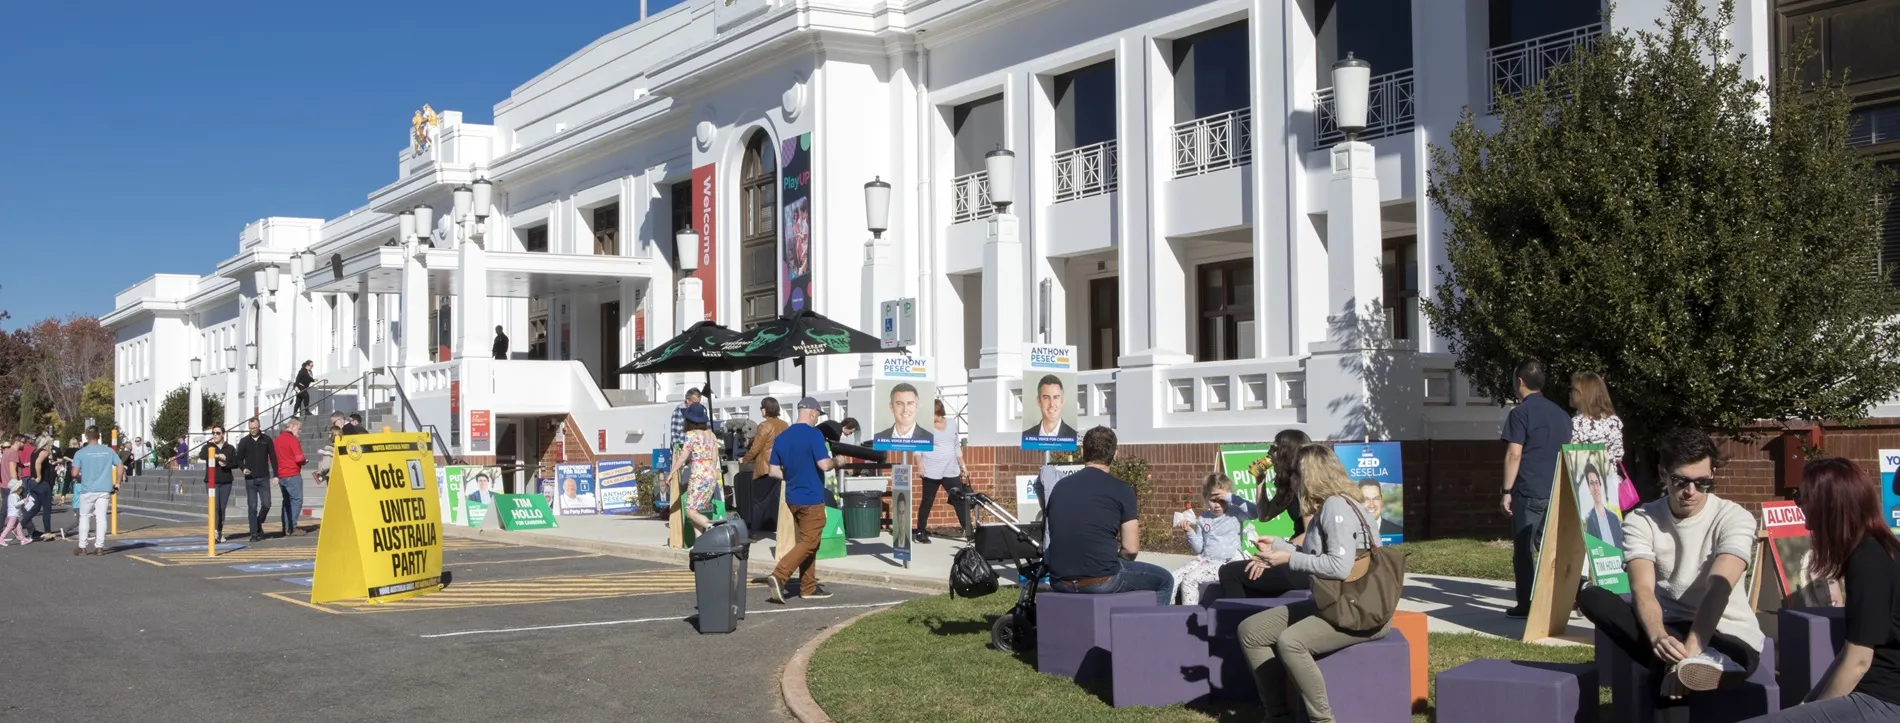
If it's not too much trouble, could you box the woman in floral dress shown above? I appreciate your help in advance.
[1569,371,1630,512]
[676,403,721,533]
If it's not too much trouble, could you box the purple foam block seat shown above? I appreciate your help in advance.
[1291,627,1412,723]
[1109,606,1216,707]
[1035,591,1157,681]
[1206,595,1314,701]
[1435,659,1598,723]
[1609,636,1779,723]
[1779,607,1845,710]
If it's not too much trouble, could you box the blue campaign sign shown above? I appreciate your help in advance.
[651,448,672,474]
[228,560,317,574]
[1332,442,1405,545]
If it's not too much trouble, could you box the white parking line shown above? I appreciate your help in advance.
[418,601,904,639]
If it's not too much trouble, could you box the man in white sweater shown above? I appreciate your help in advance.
[1577,427,1763,723]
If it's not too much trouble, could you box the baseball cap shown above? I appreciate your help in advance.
[797,397,823,412]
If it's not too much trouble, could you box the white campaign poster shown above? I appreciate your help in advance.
[1021,345,1079,452]
[872,355,935,453]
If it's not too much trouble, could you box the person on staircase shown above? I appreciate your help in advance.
[294,361,316,417]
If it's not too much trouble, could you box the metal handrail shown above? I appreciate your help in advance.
[1315,68,1416,147]
[1053,140,1118,202]
[388,370,458,464]
[1487,23,1604,111]
[1171,108,1252,178]
[951,170,993,224]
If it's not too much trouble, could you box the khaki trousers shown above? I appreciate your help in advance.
[1238,601,1390,723]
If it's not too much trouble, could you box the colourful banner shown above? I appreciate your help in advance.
[1219,444,1292,554]
[1335,442,1404,546]
[781,133,814,313]
[872,355,935,452]
[1020,345,1079,452]
[597,459,638,514]
[554,463,599,516]
[1561,444,1627,593]
[691,163,718,322]
[1882,449,1900,536]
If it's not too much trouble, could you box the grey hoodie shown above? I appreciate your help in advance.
[1270,495,1378,581]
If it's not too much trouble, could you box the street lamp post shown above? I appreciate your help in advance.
[453,178,494,361]
[860,177,896,384]
[976,147,1021,377]
[188,356,204,452]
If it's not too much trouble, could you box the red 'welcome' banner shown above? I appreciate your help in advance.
[692,163,717,322]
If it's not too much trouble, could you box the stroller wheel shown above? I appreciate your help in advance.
[991,613,1017,653]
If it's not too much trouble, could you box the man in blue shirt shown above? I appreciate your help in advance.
[70,427,121,556]
[766,397,836,604]
[1500,358,1573,617]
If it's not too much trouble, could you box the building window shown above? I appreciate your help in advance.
[740,131,779,388]
[1196,260,1254,362]
[1382,236,1420,341]
[592,204,619,256]
[521,224,549,253]
[1088,277,1119,371]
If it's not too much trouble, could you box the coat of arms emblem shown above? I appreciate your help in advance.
[411,105,440,156]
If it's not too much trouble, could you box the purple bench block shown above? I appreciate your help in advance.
[1292,628,1412,723]
[1779,607,1845,709]
[1035,591,1157,681]
[1109,606,1216,707]
[1207,595,1313,701]
[1609,636,1779,723]
[1436,659,1598,723]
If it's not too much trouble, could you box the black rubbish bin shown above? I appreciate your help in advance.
[689,517,750,634]
[841,491,881,539]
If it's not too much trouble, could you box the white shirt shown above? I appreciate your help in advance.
[919,418,961,479]
[1621,494,1763,652]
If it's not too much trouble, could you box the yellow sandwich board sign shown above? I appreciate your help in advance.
[311,432,444,604]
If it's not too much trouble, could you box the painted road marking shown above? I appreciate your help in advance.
[229,560,317,573]
[126,538,509,567]
[265,569,700,614]
[280,577,314,587]
[417,602,905,639]
[150,543,249,553]
[124,537,212,546]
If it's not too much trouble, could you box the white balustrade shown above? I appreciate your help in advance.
[1172,109,1252,178]
[1488,23,1605,111]
[1315,69,1416,147]
[1053,140,1118,202]
[951,170,993,224]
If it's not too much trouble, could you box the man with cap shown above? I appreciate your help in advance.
[766,397,837,603]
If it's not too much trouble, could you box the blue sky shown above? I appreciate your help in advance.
[0,0,677,329]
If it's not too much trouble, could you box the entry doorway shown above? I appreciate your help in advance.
[600,301,621,389]
[1088,277,1119,370]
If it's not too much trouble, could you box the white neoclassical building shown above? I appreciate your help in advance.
[106,0,1785,479]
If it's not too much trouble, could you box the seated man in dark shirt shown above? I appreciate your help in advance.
[1043,426,1172,605]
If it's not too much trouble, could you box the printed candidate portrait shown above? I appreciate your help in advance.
[464,467,499,507]
[1568,448,1623,549]
[1020,372,1079,450]
[872,377,936,452]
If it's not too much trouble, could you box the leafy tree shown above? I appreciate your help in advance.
[1424,0,1898,443]
[57,376,117,443]
[152,386,225,450]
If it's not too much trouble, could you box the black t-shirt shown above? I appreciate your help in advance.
[1846,536,1900,705]
[1502,392,1572,499]
[1043,467,1137,580]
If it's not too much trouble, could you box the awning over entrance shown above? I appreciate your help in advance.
[306,246,660,297]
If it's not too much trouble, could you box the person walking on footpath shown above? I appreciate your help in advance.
[766,397,838,604]
[1501,358,1572,618]
[293,360,316,417]
[202,426,237,542]
[1738,458,1900,722]
[274,418,308,536]
[25,449,54,541]
[1570,371,1632,513]
[2,479,34,546]
[1578,428,1762,722]
[70,427,120,556]
[236,419,277,543]
[742,397,788,532]
[1044,426,1174,605]
[913,399,971,543]
[35,437,61,536]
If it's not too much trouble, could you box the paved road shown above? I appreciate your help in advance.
[0,510,912,723]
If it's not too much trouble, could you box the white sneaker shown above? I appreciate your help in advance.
[1674,649,1743,691]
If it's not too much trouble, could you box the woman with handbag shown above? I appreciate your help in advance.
[1570,371,1638,513]
[1237,443,1406,723]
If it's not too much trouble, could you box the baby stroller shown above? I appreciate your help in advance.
[949,487,1047,654]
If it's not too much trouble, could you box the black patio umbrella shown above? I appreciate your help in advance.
[722,310,899,395]
[616,321,760,397]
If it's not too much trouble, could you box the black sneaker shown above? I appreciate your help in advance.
[1503,606,1530,619]
[913,530,931,544]
[804,586,833,600]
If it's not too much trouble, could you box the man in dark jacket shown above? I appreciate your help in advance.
[202,426,239,542]
[492,325,509,360]
[235,419,277,543]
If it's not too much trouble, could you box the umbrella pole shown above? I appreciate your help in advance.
[800,355,807,397]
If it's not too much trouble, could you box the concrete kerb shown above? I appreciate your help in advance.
[781,607,887,723]
[437,524,951,596]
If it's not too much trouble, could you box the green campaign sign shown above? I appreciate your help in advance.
[1562,444,1629,595]
[1220,444,1294,554]
[493,493,559,531]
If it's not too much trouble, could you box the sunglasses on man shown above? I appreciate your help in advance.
[1665,474,1716,493]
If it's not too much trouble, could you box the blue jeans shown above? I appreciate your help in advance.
[1051,559,1175,605]
[278,474,303,533]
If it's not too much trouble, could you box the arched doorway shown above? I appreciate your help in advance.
[739,130,779,388]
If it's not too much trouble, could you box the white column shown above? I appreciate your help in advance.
[187,378,203,441]
[856,233,898,386]
[454,231,491,361]
[1306,141,1419,441]
[1412,0,1484,354]
[677,278,704,333]
[976,213,1024,376]
[400,247,430,378]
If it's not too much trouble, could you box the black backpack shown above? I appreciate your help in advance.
[949,544,999,598]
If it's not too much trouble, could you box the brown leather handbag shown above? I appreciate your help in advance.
[1309,496,1407,632]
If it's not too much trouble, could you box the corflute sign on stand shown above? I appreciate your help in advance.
[1332,442,1404,545]
[311,433,444,605]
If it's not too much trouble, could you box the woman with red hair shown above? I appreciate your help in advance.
[1742,458,1900,721]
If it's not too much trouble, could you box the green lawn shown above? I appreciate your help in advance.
[806,593,1605,723]
[1391,538,1514,581]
